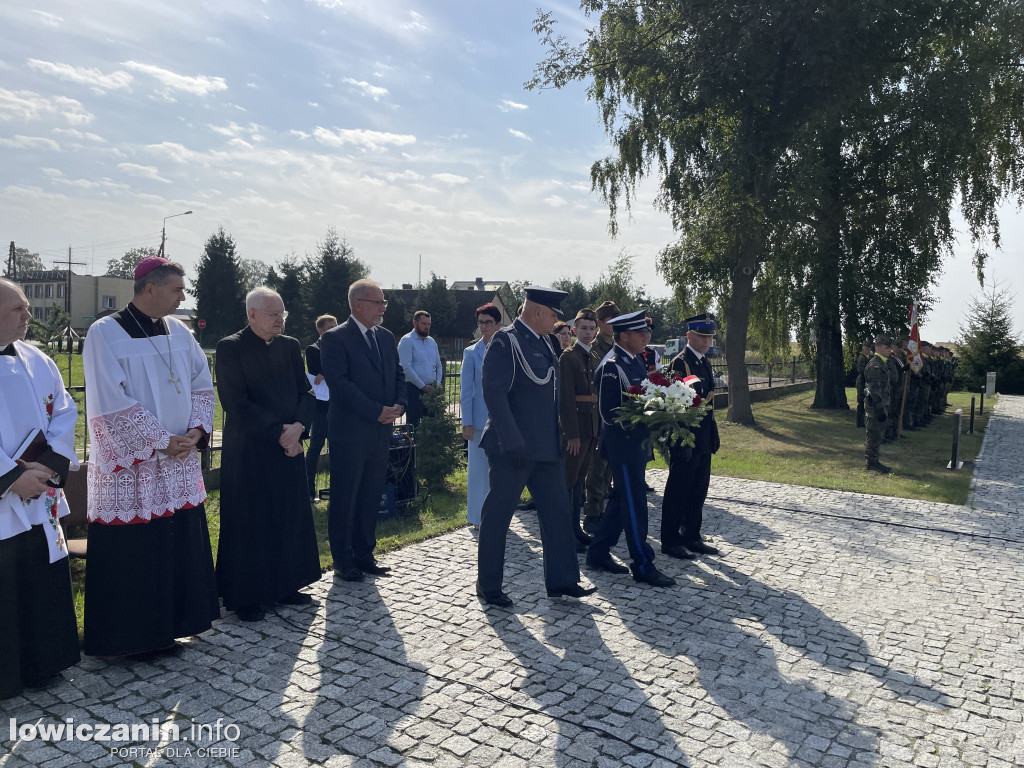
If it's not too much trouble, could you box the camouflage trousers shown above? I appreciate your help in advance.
[583,453,612,518]
[865,410,885,463]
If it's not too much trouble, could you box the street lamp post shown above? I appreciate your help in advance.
[158,210,193,258]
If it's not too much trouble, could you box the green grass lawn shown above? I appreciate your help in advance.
[700,388,990,504]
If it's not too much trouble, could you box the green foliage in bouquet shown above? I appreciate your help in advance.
[613,371,709,456]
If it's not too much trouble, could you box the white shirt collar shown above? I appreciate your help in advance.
[515,317,541,339]
[686,343,704,361]
[613,343,634,361]
[575,340,592,353]
[350,315,372,335]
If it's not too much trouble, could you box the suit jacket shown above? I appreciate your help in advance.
[320,317,406,442]
[305,338,323,377]
[479,319,562,463]
[460,338,488,430]
[670,346,718,454]
[559,343,599,441]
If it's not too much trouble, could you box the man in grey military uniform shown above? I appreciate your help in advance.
[475,286,597,607]
[864,333,893,473]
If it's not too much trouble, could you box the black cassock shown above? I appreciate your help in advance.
[215,327,322,610]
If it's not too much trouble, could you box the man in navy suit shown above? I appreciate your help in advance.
[475,287,597,607]
[320,279,407,582]
[661,314,721,559]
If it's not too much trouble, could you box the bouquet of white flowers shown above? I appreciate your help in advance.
[613,371,710,451]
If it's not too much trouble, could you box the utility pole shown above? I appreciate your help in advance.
[6,241,14,279]
[53,248,86,385]
[159,210,193,257]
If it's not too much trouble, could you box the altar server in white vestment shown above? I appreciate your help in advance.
[0,278,80,698]
[82,258,219,658]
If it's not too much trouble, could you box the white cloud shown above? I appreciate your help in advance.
[122,61,227,97]
[312,127,416,152]
[543,195,568,208]
[432,173,468,185]
[31,10,63,27]
[508,129,532,141]
[208,121,265,142]
[402,10,429,33]
[0,135,60,150]
[0,87,93,125]
[26,59,133,92]
[383,170,423,182]
[342,78,389,101]
[117,163,172,183]
[52,127,105,142]
[499,99,528,112]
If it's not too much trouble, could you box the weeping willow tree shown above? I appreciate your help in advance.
[531,0,1024,422]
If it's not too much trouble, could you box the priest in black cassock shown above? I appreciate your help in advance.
[215,287,322,622]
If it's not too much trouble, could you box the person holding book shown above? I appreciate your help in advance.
[0,278,80,698]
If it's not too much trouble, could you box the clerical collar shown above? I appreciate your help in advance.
[575,340,592,353]
[125,302,168,336]
[0,343,15,356]
[613,343,635,361]
[686,343,704,361]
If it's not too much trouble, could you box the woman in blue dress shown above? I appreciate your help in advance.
[460,303,502,527]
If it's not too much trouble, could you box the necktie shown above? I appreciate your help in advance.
[366,328,381,362]
[0,344,15,356]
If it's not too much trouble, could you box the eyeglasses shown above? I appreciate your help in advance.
[477,319,497,326]
[256,309,288,320]
[357,298,388,308]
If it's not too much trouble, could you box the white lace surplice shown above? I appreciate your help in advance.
[0,341,80,561]
[83,316,214,524]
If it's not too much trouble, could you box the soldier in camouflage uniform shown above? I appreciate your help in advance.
[582,301,619,534]
[884,347,905,443]
[863,334,893,473]
[855,341,871,429]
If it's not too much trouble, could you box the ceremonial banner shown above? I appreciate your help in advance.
[907,303,924,374]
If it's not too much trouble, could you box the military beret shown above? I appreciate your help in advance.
[594,301,620,321]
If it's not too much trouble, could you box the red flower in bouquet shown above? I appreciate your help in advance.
[692,393,702,407]
[647,372,671,388]
[627,385,645,395]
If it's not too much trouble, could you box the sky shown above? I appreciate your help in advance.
[1,0,1021,344]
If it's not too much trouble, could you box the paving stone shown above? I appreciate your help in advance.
[4,396,1024,766]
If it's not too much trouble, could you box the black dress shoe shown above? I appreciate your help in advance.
[582,516,602,535]
[356,562,392,576]
[866,461,892,473]
[279,591,314,606]
[334,566,365,582]
[236,606,265,622]
[684,539,720,555]
[632,568,676,587]
[476,587,514,607]
[662,544,697,560]
[547,583,598,599]
[573,527,592,545]
[585,557,630,575]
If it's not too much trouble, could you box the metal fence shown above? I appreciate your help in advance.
[708,356,815,391]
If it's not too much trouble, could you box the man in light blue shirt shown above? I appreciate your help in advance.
[397,310,442,427]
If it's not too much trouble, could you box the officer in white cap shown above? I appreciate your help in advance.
[475,287,598,607]
[586,310,675,587]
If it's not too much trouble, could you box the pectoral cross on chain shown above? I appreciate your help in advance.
[169,372,182,394]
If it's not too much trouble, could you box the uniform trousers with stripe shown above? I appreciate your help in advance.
[586,459,656,575]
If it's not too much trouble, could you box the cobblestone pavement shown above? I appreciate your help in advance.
[3,397,1023,768]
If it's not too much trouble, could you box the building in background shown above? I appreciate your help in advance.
[14,270,135,334]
